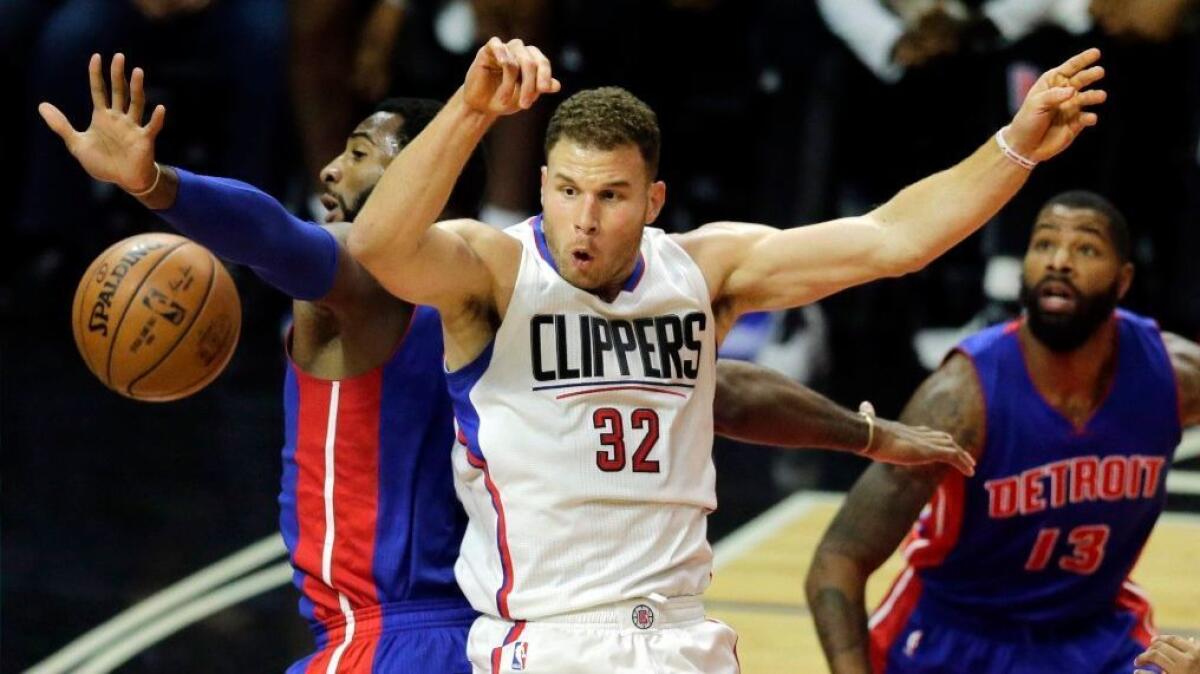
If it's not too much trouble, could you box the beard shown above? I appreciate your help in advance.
[1019,275,1120,353]
[338,184,376,222]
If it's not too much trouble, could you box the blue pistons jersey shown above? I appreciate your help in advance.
[870,310,1181,673]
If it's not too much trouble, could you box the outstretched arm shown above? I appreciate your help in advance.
[39,53,349,304]
[680,49,1106,318]
[713,359,975,475]
[805,353,985,674]
[1164,332,1200,427]
[347,37,560,309]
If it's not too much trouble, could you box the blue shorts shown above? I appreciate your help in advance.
[870,577,1155,674]
[288,600,478,674]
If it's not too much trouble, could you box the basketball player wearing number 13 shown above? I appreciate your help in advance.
[806,192,1200,674]
[347,39,1106,672]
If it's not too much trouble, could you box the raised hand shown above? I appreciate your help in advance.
[1005,48,1107,163]
[38,53,166,194]
[868,406,976,476]
[462,37,561,117]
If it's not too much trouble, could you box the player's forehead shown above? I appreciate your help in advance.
[1031,204,1113,245]
[546,139,648,186]
[348,112,404,152]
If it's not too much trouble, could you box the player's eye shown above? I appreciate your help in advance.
[561,186,577,197]
[351,149,367,161]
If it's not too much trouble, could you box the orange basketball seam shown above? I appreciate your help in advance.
[102,240,190,388]
[124,245,219,398]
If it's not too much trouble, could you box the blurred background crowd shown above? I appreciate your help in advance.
[3,0,1199,670]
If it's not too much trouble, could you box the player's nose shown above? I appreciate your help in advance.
[321,162,342,185]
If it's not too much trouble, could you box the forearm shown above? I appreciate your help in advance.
[714,360,869,452]
[148,167,338,300]
[870,134,1030,274]
[806,552,874,674]
[348,89,495,267]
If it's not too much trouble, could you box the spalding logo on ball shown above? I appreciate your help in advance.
[72,232,241,401]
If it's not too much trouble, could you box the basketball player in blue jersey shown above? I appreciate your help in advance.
[806,191,1200,674]
[345,37,1105,672]
[41,53,975,673]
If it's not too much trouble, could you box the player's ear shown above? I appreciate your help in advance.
[1116,261,1134,300]
[539,165,548,207]
[646,180,666,225]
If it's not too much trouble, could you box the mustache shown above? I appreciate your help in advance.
[1033,274,1081,296]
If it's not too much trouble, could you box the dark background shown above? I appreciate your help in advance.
[4,0,1199,670]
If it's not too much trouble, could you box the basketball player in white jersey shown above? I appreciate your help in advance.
[345,38,1107,672]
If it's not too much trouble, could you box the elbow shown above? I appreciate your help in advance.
[805,545,867,604]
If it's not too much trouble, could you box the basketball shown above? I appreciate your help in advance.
[71,232,241,402]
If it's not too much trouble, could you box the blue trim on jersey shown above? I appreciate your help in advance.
[530,213,646,293]
[279,363,325,642]
[446,341,496,463]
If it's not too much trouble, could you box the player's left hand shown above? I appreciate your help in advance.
[1135,635,1200,674]
[870,412,976,476]
[1005,48,1107,163]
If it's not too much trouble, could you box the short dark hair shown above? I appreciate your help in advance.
[544,87,661,179]
[373,98,487,219]
[1041,190,1131,262]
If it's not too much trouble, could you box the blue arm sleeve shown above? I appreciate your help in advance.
[156,168,339,301]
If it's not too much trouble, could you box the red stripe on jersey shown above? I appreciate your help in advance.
[467,451,517,618]
[1116,580,1157,647]
[869,568,924,674]
[303,648,335,674]
[329,371,383,608]
[491,620,527,674]
[293,370,342,630]
[904,472,967,569]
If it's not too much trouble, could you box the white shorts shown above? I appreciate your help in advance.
[467,596,740,674]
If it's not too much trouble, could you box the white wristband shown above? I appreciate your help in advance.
[995,126,1037,170]
[857,401,877,456]
[129,162,162,197]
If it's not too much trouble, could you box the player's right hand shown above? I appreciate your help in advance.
[871,414,976,476]
[462,37,561,117]
[38,53,165,195]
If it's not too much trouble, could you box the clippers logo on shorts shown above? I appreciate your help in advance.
[529,312,707,383]
[632,604,655,629]
[511,642,528,670]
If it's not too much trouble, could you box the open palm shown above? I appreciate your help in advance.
[1007,48,1107,163]
[39,53,165,193]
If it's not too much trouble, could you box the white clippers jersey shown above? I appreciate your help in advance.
[448,216,717,620]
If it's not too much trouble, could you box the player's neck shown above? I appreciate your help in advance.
[1019,317,1118,418]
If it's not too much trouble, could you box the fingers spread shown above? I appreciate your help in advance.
[111,52,128,112]
[89,53,108,110]
[129,66,146,123]
[38,102,78,144]
[1056,47,1102,78]
[1075,88,1107,108]
[1071,65,1105,89]
[146,104,167,138]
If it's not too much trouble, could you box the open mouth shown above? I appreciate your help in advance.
[570,249,595,268]
[319,193,343,223]
[1037,279,1078,313]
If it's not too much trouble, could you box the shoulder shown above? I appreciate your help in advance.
[902,352,986,455]
[1163,332,1200,426]
[670,221,775,257]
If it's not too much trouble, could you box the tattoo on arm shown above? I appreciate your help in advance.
[1164,332,1200,426]
[806,353,984,672]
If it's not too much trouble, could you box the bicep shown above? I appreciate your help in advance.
[1164,332,1200,426]
[816,353,985,566]
[687,218,902,316]
[357,219,504,310]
